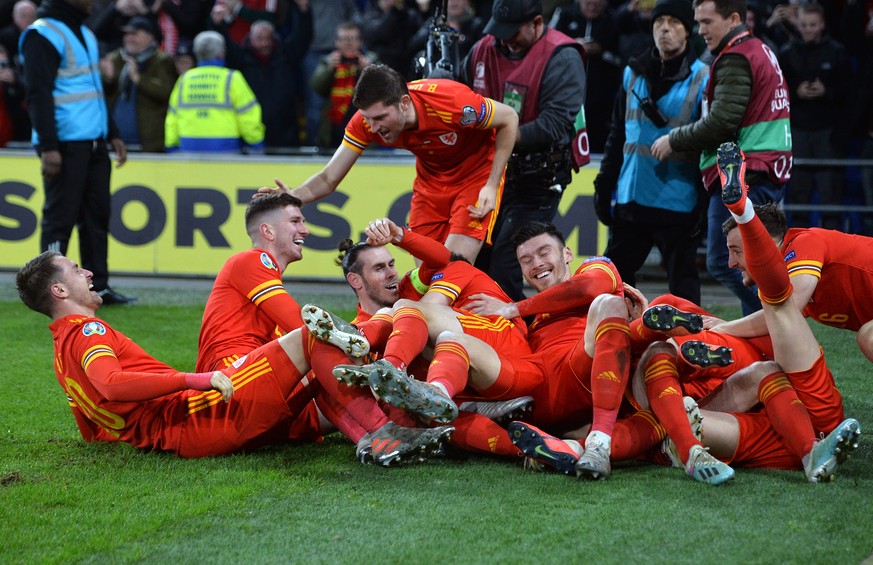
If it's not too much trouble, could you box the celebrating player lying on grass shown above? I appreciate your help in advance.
[16,251,454,464]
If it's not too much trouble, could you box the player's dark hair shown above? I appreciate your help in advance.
[512,221,567,250]
[336,239,374,276]
[353,64,409,110]
[692,0,746,22]
[245,193,303,234]
[17,251,63,317]
[448,252,470,264]
[721,202,788,239]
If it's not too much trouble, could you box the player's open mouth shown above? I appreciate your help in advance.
[385,282,398,291]
[535,270,552,280]
[293,239,304,246]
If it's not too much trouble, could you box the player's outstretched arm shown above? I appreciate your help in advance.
[468,101,518,219]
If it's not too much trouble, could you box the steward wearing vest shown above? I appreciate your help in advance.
[594,0,709,305]
[650,0,792,316]
[165,30,265,153]
[19,0,136,305]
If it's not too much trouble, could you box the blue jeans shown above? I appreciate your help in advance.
[706,179,785,315]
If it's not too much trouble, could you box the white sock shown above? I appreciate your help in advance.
[565,439,584,457]
[586,430,612,450]
[430,381,450,398]
[729,198,755,224]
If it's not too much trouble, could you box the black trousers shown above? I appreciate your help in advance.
[40,140,112,290]
[475,184,562,302]
[604,214,702,305]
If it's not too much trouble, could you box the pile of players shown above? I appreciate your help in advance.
[17,141,866,486]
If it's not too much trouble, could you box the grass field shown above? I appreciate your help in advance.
[1,283,872,564]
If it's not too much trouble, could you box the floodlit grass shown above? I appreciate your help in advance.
[2,289,872,564]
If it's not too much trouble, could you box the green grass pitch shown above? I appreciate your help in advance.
[1,284,871,564]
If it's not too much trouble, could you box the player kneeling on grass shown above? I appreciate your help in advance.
[16,251,452,465]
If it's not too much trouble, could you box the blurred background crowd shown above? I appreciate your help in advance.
[2,0,873,234]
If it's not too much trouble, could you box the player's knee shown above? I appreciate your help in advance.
[857,322,873,364]
[435,330,464,345]
[590,293,627,320]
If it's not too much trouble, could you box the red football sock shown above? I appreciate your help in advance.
[426,341,470,399]
[610,409,666,461]
[629,319,667,356]
[644,352,701,465]
[309,341,388,442]
[590,317,632,437]
[356,313,393,351]
[449,412,522,459]
[382,306,429,370]
[736,216,793,305]
[758,371,816,459]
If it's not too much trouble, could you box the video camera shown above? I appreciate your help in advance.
[415,0,460,79]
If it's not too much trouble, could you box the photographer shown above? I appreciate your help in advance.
[461,0,586,301]
[593,0,708,304]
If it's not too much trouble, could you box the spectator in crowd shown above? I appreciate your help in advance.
[652,0,792,316]
[778,3,851,230]
[301,0,359,145]
[173,36,195,74]
[164,30,265,152]
[309,21,376,148]
[761,1,798,48]
[594,0,708,304]
[150,0,215,55]
[614,0,655,64]
[208,0,282,47]
[407,0,486,76]
[20,0,135,305]
[100,15,177,152]
[461,0,586,301]
[0,0,36,59]
[360,0,422,76]
[223,14,312,148]
[87,0,159,53]
[0,43,28,144]
[552,0,622,153]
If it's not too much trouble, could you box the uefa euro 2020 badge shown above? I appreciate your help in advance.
[260,252,278,271]
[82,321,106,336]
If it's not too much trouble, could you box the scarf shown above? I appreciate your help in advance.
[327,62,357,125]
[119,44,157,101]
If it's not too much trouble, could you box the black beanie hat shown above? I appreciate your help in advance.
[651,0,694,34]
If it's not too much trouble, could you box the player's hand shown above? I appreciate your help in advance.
[40,150,62,178]
[210,371,234,402]
[365,217,402,246]
[463,293,518,319]
[111,138,127,168]
[468,184,497,219]
[651,135,673,161]
[704,316,727,331]
[622,283,648,320]
[254,177,292,199]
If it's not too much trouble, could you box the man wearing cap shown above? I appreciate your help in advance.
[461,0,587,302]
[593,0,708,304]
[100,16,177,152]
[650,0,792,316]
[19,0,136,305]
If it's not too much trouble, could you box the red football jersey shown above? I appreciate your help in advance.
[197,249,303,371]
[781,228,873,331]
[343,79,498,192]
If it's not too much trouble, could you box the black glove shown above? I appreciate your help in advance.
[593,191,613,226]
